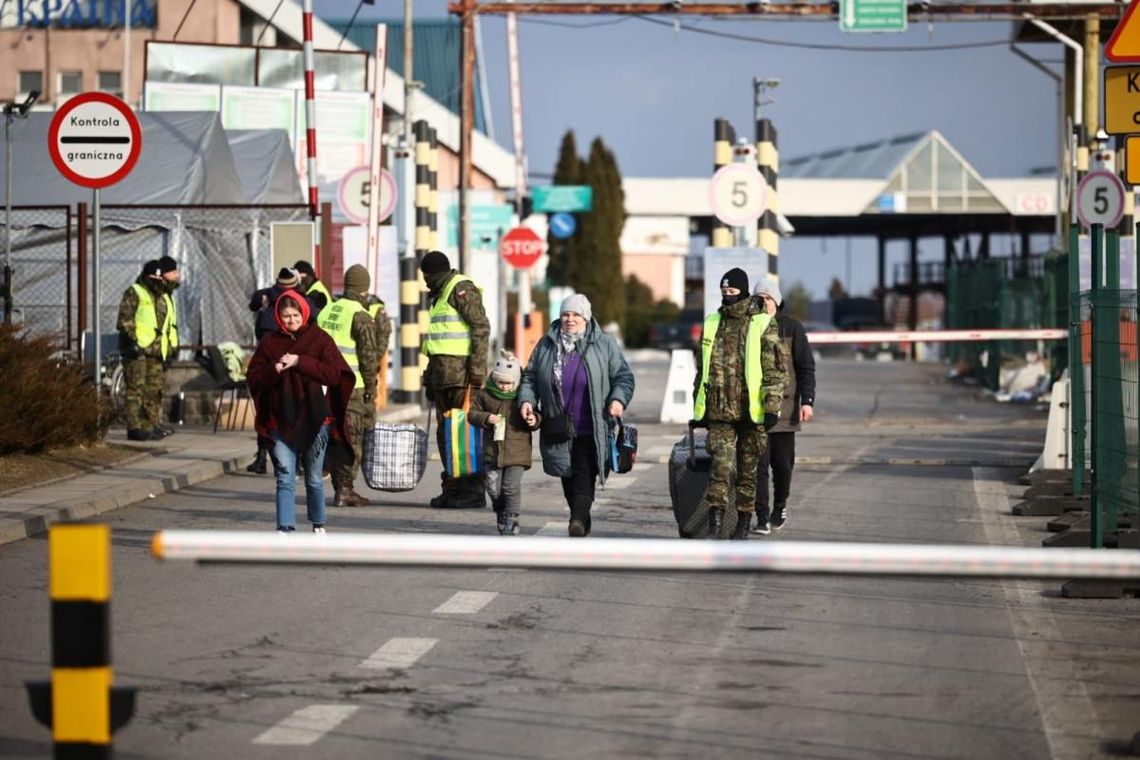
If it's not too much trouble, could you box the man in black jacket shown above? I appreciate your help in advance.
[751,277,815,534]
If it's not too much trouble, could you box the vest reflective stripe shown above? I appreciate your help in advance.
[130,283,175,360]
[692,311,771,424]
[317,298,366,388]
[421,273,479,357]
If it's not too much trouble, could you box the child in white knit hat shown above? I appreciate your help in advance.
[468,350,542,535]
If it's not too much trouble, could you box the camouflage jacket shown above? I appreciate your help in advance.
[694,297,788,424]
[116,276,169,357]
[366,295,393,354]
[423,271,490,389]
[338,291,383,397]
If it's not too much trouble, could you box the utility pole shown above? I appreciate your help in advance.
[4,90,38,325]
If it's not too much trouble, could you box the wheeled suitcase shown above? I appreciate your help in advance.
[667,427,740,539]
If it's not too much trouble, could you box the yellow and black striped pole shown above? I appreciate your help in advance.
[395,119,432,404]
[26,524,135,758]
[712,118,734,248]
[756,118,779,283]
[419,126,440,377]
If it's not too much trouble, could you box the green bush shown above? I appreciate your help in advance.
[624,275,680,348]
[0,326,105,455]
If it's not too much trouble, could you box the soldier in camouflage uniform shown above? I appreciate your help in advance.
[317,264,382,507]
[117,259,179,441]
[420,250,491,510]
[692,268,788,540]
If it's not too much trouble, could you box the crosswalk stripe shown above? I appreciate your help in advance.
[360,637,437,669]
[433,591,497,614]
[252,705,359,745]
[602,477,636,489]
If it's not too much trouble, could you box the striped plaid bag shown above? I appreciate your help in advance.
[442,390,483,479]
[362,415,429,492]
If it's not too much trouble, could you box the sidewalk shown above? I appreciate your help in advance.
[0,404,425,546]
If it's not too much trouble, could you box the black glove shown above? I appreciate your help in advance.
[763,413,779,431]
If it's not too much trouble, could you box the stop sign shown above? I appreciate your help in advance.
[500,226,545,269]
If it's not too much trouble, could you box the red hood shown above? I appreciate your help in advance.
[273,288,310,333]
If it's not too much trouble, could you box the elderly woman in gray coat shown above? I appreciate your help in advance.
[519,294,635,537]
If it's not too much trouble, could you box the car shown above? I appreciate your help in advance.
[648,309,704,352]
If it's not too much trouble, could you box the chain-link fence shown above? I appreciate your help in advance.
[944,256,1054,390]
[2,204,309,354]
[1073,290,1139,545]
[0,206,76,351]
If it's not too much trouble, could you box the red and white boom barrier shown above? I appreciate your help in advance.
[805,328,1066,344]
[152,532,1140,579]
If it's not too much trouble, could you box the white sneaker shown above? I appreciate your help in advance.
[312,526,326,535]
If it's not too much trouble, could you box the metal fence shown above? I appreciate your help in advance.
[1,206,76,350]
[2,204,309,353]
[944,256,1055,390]
[1072,290,1139,546]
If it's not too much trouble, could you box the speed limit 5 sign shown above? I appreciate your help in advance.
[1076,170,1126,229]
[709,163,768,227]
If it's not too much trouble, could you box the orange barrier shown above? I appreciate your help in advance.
[1079,320,1138,364]
[514,311,545,366]
[374,352,389,412]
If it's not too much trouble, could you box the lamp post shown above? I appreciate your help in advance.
[4,89,39,325]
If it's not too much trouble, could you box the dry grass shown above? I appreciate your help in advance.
[0,443,142,495]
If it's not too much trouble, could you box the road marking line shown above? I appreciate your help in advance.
[537,521,564,536]
[360,637,437,669]
[971,467,1101,756]
[632,462,654,472]
[602,477,635,489]
[252,704,359,745]
[433,591,497,614]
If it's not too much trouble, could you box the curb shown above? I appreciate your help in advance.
[0,452,247,548]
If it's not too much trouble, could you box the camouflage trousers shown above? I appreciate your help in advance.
[328,395,375,491]
[706,421,768,513]
[124,354,166,432]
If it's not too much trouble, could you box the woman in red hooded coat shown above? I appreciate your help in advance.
[246,291,355,533]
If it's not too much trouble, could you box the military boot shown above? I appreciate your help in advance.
[730,511,751,541]
[334,488,371,507]
[246,448,267,474]
[707,509,723,539]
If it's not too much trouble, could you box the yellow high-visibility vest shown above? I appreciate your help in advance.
[317,298,366,389]
[130,283,177,360]
[421,273,480,357]
[307,279,332,306]
[693,311,771,424]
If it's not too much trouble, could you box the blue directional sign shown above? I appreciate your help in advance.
[548,212,577,239]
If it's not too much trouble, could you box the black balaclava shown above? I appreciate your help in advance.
[720,267,749,307]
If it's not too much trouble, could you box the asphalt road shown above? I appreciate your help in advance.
[2,357,1138,759]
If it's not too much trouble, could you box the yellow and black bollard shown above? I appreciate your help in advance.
[26,523,134,759]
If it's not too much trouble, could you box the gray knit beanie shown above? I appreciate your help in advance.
[559,293,592,322]
[753,276,782,306]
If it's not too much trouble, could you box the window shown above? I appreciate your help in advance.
[18,70,42,99]
[58,71,82,97]
[97,70,122,98]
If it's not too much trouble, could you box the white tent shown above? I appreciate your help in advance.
[0,112,306,346]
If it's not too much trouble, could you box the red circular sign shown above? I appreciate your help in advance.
[48,92,142,189]
[500,226,545,269]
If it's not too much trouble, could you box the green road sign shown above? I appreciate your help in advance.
[533,185,593,213]
[445,204,514,250]
[839,0,906,32]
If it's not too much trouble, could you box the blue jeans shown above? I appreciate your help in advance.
[269,424,330,529]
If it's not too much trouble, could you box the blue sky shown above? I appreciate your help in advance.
[325,2,1063,297]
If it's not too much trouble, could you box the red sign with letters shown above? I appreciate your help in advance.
[499,226,545,270]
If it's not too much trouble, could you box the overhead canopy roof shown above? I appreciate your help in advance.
[0,111,246,206]
[625,130,1056,239]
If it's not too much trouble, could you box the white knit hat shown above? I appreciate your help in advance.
[753,276,782,306]
[491,349,521,390]
[560,293,592,321]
